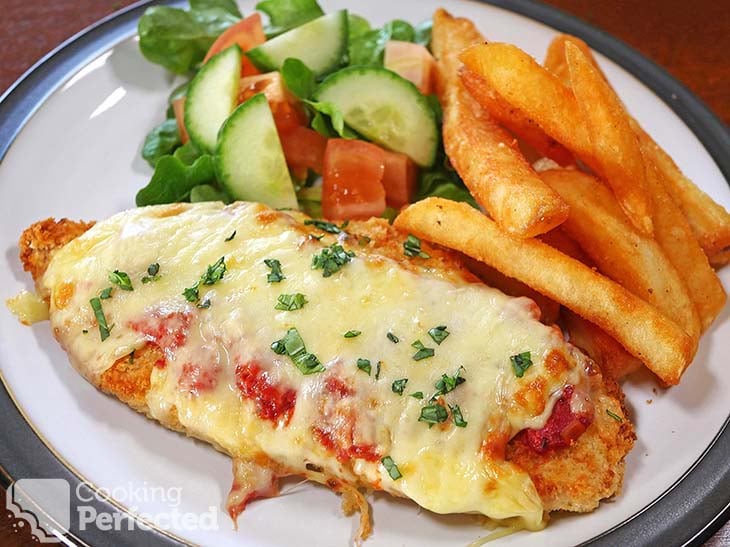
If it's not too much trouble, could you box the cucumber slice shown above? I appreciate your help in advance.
[215,94,298,209]
[184,46,241,153]
[246,10,348,76]
[314,67,438,167]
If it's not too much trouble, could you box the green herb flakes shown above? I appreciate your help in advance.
[264,258,285,283]
[311,243,355,277]
[392,378,408,395]
[356,358,371,375]
[387,332,399,343]
[381,456,402,480]
[271,327,324,375]
[510,352,533,378]
[403,234,430,259]
[606,409,623,423]
[275,293,308,311]
[411,340,435,361]
[344,330,361,338]
[99,287,113,300]
[428,325,450,345]
[419,403,448,426]
[450,404,467,427]
[142,262,161,283]
[89,297,112,341]
[109,270,133,291]
[225,230,236,242]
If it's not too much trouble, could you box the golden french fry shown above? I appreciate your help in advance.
[459,68,574,166]
[561,309,642,381]
[642,156,726,331]
[461,255,561,325]
[632,120,730,267]
[394,197,695,385]
[540,168,700,341]
[544,36,730,267]
[564,42,653,235]
[538,227,593,266]
[431,9,568,238]
[459,43,593,159]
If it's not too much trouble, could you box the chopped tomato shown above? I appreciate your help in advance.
[280,126,327,176]
[381,149,417,208]
[384,40,435,95]
[203,13,266,76]
[171,97,189,145]
[238,73,308,133]
[322,139,387,220]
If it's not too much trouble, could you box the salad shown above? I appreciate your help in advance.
[135,0,476,219]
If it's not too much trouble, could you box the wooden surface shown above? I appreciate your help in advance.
[0,1,728,546]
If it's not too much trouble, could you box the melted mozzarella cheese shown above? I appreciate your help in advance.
[42,202,590,530]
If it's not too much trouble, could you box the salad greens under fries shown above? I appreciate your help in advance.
[135,0,476,219]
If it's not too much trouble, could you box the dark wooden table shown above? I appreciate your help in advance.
[0,1,728,546]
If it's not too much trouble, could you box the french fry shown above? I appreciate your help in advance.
[538,227,593,266]
[540,168,700,341]
[459,68,574,166]
[431,9,569,238]
[561,309,642,381]
[545,35,730,266]
[460,43,653,235]
[642,156,726,331]
[394,197,696,386]
[632,120,730,267]
[461,255,561,325]
[564,42,653,235]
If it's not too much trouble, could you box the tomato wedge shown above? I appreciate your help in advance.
[381,149,417,208]
[322,139,387,220]
[383,40,435,95]
[238,73,308,133]
[203,13,266,76]
[280,126,327,176]
[171,97,189,145]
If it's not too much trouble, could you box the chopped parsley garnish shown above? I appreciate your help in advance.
[411,340,435,361]
[109,270,133,291]
[197,298,211,309]
[201,257,226,285]
[410,391,424,399]
[387,332,399,344]
[392,378,408,395]
[356,358,371,375]
[606,409,623,423]
[403,234,430,259]
[311,243,355,277]
[381,456,402,480]
[183,286,199,302]
[89,297,112,341]
[271,328,324,375]
[419,403,448,426]
[82,329,88,334]
[225,230,236,241]
[142,262,161,283]
[431,367,466,400]
[183,257,227,303]
[304,219,344,234]
[450,404,468,427]
[264,258,285,283]
[344,330,361,338]
[375,361,382,380]
[428,325,450,345]
[99,287,113,300]
[275,293,308,311]
[510,352,533,378]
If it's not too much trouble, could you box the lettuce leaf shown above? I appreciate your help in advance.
[255,0,324,37]
[142,119,181,167]
[416,163,478,208]
[136,143,217,206]
[348,19,416,67]
[137,3,239,74]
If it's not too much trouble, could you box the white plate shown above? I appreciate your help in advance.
[1,1,729,545]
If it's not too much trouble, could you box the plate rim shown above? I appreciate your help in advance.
[0,0,728,545]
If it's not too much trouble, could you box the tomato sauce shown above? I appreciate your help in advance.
[522,385,594,453]
[235,361,297,426]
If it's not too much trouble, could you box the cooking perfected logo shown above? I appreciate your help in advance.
[6,478,71,543]
[6,477,219,542]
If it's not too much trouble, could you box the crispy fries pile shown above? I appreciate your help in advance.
[394,9,730,386]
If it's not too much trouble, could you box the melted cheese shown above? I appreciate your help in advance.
[42,202,590,530]
[6,290,50,325]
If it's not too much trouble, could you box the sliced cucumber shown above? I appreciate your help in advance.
[314,67,438,167]
[184,46,241,153]
[246,10,348,76]
[215,94,298,209]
